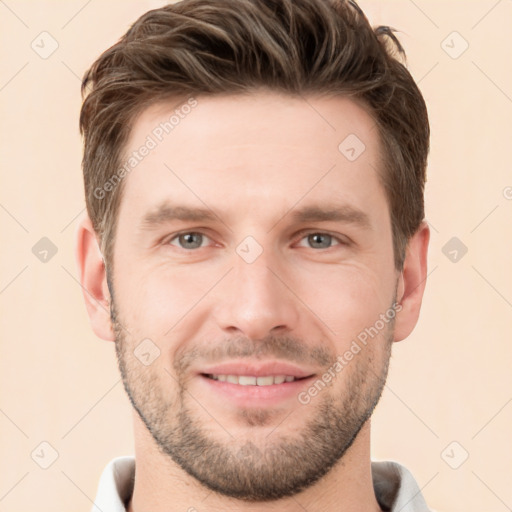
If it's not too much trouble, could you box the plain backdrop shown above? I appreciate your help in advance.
[1,1,511,511]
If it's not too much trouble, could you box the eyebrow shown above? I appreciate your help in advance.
[139,202,372,231]
[141,204,218,228]
[287,204,372,230]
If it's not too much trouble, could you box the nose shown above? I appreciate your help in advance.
[212,249,300,340]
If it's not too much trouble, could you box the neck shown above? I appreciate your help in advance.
[127,413,381,512]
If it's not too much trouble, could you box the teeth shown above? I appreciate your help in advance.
[209,374,297,385]
[257,376,274,386]
[238,376,257,385]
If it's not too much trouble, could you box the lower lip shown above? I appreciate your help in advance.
[198,374,316,407]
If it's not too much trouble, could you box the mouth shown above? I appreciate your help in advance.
[203,374,308,385]
[196,361,317,406]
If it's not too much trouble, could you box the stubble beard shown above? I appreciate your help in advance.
[111,300,393,501]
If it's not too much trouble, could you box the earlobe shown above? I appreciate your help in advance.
[75,214,115,341]
[393,221,430,342]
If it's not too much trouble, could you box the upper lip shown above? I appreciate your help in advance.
[199,361,316,379]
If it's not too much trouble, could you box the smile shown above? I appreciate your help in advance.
[205,374,299,385]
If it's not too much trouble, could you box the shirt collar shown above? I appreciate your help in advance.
[91,456,432,512]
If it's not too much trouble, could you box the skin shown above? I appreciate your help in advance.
[76,91,429,512]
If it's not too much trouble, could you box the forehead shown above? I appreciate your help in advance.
[118,92,386,226]
[127,92,378,159]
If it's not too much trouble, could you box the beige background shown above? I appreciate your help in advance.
[1,1,511,511]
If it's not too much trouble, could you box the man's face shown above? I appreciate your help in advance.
[110,92,399,500]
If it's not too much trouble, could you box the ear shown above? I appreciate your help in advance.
[75,213,115,341]
[394,221,430,342]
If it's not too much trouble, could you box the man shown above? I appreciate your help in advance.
[76,0,431,510]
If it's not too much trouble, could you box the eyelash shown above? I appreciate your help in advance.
[165,230,349,250]
[294,230,347,249]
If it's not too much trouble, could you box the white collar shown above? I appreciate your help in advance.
[91,456,432,512]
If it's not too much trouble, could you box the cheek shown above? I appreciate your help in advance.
[296,263,395,340]
[113,261,219,337]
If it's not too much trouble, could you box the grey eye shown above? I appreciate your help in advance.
[307,233,333,249]
[171,232,205,249]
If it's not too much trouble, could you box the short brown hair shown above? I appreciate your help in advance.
[80,0,429,270]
